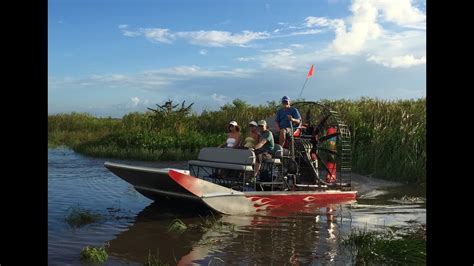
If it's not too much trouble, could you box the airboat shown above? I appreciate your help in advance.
[104,102,357,215]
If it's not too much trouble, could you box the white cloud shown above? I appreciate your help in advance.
[130,96,140,106]
[363,29,425,68]
[215,19,231,26]
[367,54,425,68]
[123,31,141,37]
[120,25,270,47]
[141,28,175,43]
[305,17,331,28]
[90,74,129,82]
[260,48,298,70]
[48,66,257,91]
[290,44,304,49]
[305,16,345,29]
[288,29,323,36]
[237,57,256,62]
[149,65,256,78]
[328,0,425,55]
[118,24,142,37]
[199,49,208,55]
[176,30,269,47]
[330,0,382,55]
[376,0,425,28]
[299,0,426,69]
[211,93,228,105]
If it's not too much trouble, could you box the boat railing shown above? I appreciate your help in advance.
[188,147,256,191]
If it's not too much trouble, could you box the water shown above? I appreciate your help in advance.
[48,148,426,265]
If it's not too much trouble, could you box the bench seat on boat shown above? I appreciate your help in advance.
[188,160,254,171]
[188,147,256,172]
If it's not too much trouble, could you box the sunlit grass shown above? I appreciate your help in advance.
[48,97,426,183]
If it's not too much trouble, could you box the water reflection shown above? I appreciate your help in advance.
[107,202,355,265]
[48,148,426,265]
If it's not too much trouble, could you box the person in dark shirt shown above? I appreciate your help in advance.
[275,96,301,145]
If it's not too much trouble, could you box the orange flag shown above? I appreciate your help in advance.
[307,64,315,78]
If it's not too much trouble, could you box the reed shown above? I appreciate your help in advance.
[144,249,170,266]
[48,97,426,183]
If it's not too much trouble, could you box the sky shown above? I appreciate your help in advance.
[48,0,426,117]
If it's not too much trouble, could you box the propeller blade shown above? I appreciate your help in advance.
[313,113,331,135]
[317,147,338,156]
[316,153,335,179]
[319,132,339,142]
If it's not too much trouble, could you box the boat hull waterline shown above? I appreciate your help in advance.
[104,162,357,215]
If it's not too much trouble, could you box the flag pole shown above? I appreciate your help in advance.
[298,78,308,99]
[298,64,314,100]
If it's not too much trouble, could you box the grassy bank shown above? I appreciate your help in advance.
[48,98,425,183]
[341,222,426,265]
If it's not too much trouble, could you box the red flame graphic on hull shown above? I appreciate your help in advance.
[246,193,356,215]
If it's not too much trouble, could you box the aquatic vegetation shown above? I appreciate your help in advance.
[341,223,426,265]
[48,97,426,183]
[192,214,235,233]
[64,206,103,228]
[167,218,188,234]
[105,207,135,221]
[79,245,108,263]
[192,215,237,247]
[144,249,170,266]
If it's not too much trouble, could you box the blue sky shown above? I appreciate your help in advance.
[48,0,426,117]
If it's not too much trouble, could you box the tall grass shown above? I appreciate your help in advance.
[48,98,426,183]
[322,97,426,183]
[73,130,225,161]
[48,112,121,147]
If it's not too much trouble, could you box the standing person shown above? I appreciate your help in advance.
[250,120,275,179]
[275,96,301,146]
[243,121,259,148]
[219,121,241,148]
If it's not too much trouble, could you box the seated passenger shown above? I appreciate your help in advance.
[219,121,241,148]
[275,96,301,146]
[243,121,259,148]
[250,120,275,180]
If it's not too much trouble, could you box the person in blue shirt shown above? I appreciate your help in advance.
[275,96,301,145]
